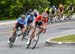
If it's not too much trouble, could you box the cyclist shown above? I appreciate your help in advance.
[50,5,57,17]
[45,7,50,15]
[57,4,64,17]
[42,10,49,26]
[33,9,39,17]
[8,15,26,43]
[21,12,35,40]
[25,9,33,17]
[26,14,48,45]
[66,3,74,15]
[45,7,51,23]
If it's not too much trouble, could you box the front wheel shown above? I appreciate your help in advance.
[31,34,39,49]
[9,32,16,48]
[9,37,15,48]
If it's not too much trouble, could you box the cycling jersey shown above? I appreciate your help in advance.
[35,15,42,22]
[34,15,48,24]
[34,15,43,26]
[45,8,50,14]
[58,6,64,12]
[17,18,25,25]
[51,7,57,14]
[25,15,35,26]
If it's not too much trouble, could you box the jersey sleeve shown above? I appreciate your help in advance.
[17,18,22,23]
[24,15,30,25]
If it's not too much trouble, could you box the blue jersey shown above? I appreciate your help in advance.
[17,18,25,25]
[25,15,35,25]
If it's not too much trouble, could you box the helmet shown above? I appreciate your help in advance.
[45,7,50,12]
[21,15,26,19]
[59,4,63,7]
[30,12,34,16]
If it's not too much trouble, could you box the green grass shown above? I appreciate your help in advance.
[51,34,75,42]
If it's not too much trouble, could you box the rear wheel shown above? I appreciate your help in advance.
[9,32,16,48]
[9,37,15,48]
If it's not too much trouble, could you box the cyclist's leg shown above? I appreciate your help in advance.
[19,24,27,40]
[26,22,36,44]
[9,23,19,43]
[42,18,48,33]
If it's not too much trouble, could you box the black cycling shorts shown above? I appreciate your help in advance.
[15,22,24,30]
[35,21,43,27]
[28,20,33,24]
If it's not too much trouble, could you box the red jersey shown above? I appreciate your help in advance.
[34,15,42,22]
[34,14,48,24]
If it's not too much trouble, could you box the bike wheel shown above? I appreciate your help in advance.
[9,37,15,48]
[31,33,40,49]
[9,41,14,48]
[9,32,16,48]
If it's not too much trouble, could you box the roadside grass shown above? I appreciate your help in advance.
[50,34,75,42]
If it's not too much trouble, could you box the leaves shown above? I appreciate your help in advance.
[0,0,75,20]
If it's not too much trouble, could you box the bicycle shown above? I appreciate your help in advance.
[8,28,25,48]
[21,24,31,40]
[64,11,73,21]
[26,27,43,49]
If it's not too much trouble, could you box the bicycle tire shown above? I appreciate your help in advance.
[32,33,40,49]
[9,32,16,48]
[9,41,14,48]
[9,37,15,48]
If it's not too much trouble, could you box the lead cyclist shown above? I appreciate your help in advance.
[26,14,48,45]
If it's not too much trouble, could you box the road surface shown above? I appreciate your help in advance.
[0,16,75,54]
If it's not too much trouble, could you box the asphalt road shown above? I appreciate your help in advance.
[0,17,75,54]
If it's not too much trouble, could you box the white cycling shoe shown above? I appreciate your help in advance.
[8,40,10,44]
[34,36,38,41]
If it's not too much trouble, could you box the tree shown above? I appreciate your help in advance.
[0,0,50,20]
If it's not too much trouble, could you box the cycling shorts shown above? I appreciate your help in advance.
[15,22,24,30]
[35,20,43,27]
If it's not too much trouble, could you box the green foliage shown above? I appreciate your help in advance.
[0,0,75,20]
[0,0,50,20]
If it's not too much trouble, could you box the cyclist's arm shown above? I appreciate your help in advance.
[24,16,29,26]
[13,18,20,27]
